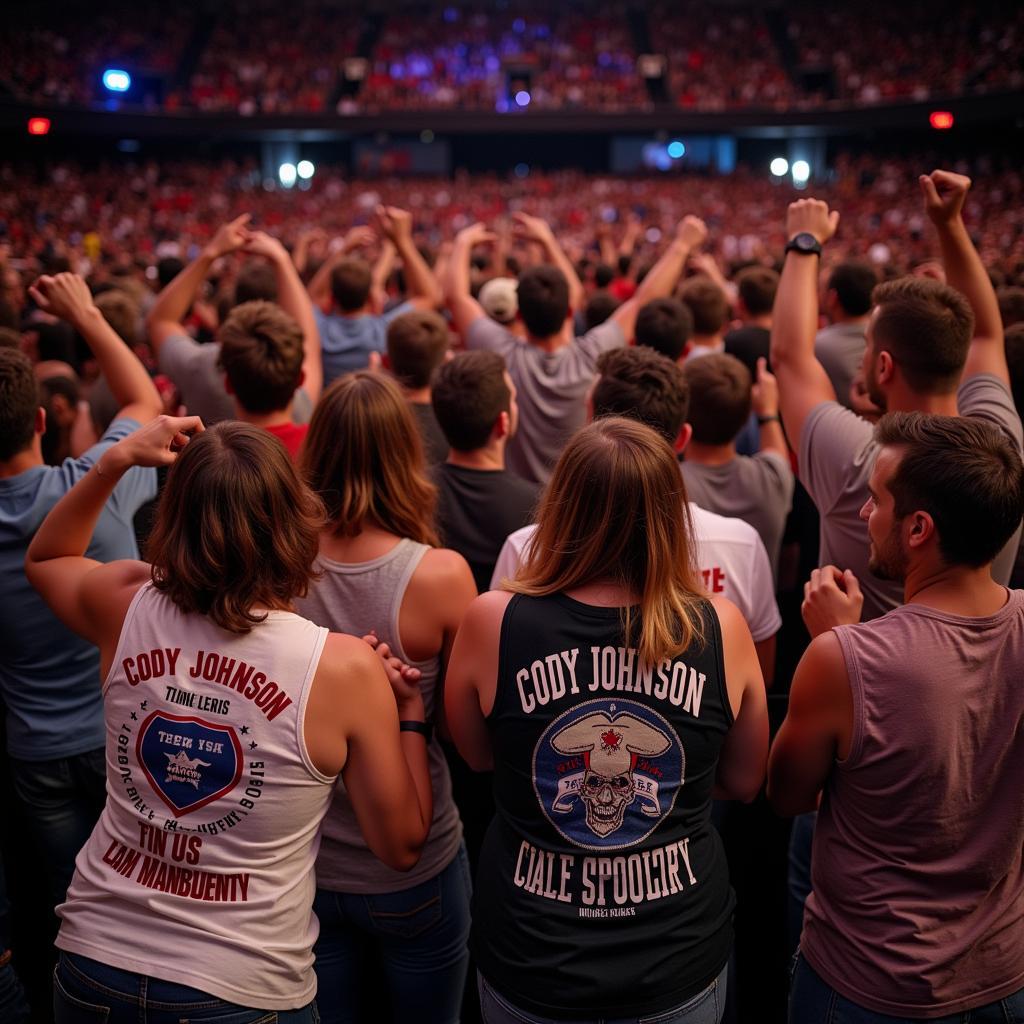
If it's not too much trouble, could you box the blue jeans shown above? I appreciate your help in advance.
[53,952,319,1023]
[312,844,472,1024]
[9,748,106,906]
[789,952,1024,1023]
[477,964,728,1024]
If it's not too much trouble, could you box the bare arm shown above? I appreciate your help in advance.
[307,226,377,308]
[769,200,840,449]
[921,170,1008,385]
[750,357,789,460]
[690,251,739,307]
[31,274,161,424]
[610,215,707,341]
[376,206,442,310]
[513,212,584,312]
[446,223,495,338]
[596,222,617,268]
[146,214,251,352]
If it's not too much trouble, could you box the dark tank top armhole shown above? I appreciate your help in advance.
[702,600,734,727]
[488,592,524,722]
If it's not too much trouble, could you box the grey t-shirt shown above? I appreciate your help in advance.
[800,374,1024,622]
[466,317,626,484]
[157,334,312,425]
[815,321,867,409]
[681,451,795,583]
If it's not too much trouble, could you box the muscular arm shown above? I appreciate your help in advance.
[377,206,442,311]
[446,224,494,338]
[769,200,840,449]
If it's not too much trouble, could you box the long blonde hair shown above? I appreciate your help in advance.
[301,371,439,546]
[508,417,705,665]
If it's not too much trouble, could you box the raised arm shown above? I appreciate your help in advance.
[689,251,739,306]
[751,357,788,460]
[306,226,377,308]
[375,206,443,310]
[513,212,584,312]
[610,215,707,341]
[445,223,496,338]
[244,230,322,404]
[146,214,251,353]
[769,200,841,449]
[921,170,1008,385]
[30,273,161,424]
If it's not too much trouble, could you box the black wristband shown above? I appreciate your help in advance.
[757,414,781,426]
[400,720,433,742]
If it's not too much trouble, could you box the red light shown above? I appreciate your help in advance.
[27,117,51,136]
[929,111,954,130]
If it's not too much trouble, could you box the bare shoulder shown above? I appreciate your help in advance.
[417,547,475,586]
[317,633,388,699]
[708,593,750,640]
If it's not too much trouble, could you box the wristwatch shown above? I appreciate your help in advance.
[785,232,822,257]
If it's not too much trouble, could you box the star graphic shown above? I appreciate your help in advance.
[239,726,249,735]
[140,701,148,710]
[130,712,138,721]
[249,741,258,750]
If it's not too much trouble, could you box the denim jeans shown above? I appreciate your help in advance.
[312,843,472,1024]
[9,748,107,906]
[788,952,1024,1023]
[53,952,319,1023]
[477,964,728,1024]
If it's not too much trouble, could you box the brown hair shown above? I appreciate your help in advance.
[679,277,729,336]
[871,277,973,394]
[874,412,1024,568]
[432,350,510,451]
[387,310,450,390]
[683,353,753,445]
[95,289,140,345]
[593,346,690,444]
[635,297,693,361]
[302,372,439,545]
[736,266,778,316]
[147,422,324,633]
[0,348,39,461]
[330,259,373,312]
[218,300,304,414]
[517,265,570,337]
[508,418,706,665]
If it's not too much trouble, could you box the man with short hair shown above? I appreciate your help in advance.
[770,170,1023,622]
[448,213,709,484]
[679,276,729,361]
[307,207,442,385]
[725,266,779,378]
[431,351,539,592]
[386,309,451,465]
[0,273,161,905]
[147,217,321,425]
[813,260,877,409]
[635,296,693,362]
[491,344,781,684]
[682,353,794,581]
[769,412,1024,1021]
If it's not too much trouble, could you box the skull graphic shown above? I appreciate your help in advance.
[551,711,671,839]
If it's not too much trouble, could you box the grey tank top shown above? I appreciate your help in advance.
[295,537,463,893]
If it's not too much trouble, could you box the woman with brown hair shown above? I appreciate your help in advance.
[298,372,478,1024]
[24,416,433,1023]
[445,417,769,1024]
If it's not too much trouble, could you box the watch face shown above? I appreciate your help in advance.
[789,232,821,253]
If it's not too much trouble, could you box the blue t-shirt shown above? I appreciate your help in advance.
[0,419,157,760]
[314,302,413,386]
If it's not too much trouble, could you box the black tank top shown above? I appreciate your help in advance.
[471,593,735,1019]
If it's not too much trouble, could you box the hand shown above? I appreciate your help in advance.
[919,170,971,226]
[848,369,884,423]
[676,215,708,250]
[204,214,252,260]
[454,222,497,249]
[751,357,779,418]
[688,251,720,277]
[342,225,377,252]
[512,211,554,246]
[362,632,423,710]
[802,566,863,637]
[785,199,839,245]
[107,415,205,472]
[912,259,946,282]
[374,206,414,245]
[242,229,288,263]
[28,273,97,328]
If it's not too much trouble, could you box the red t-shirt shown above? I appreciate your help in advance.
[264,422,308,460]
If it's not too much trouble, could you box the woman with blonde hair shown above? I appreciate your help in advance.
[298,371,478,1024]
[25,417,433,1022]
[446,417,769,1024]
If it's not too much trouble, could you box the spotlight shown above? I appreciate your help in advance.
[102,69,132,93]
[514,90,531,107]
[279,163,297,188]
[791,160,811,184]
[27,117,51,136]
[929,110,954,130]
[770,157,789,177]
[296,160,315,180]
[667,141,685,159]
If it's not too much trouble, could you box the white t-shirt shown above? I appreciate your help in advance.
[490,503,781,643]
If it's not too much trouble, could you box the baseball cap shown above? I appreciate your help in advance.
[479,277,518,324]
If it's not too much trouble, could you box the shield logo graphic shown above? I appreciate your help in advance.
[136,711,243,817]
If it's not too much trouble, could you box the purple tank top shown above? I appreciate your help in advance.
[802,589,1024,1017]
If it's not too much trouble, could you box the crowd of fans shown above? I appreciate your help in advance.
[2,1,1020,115]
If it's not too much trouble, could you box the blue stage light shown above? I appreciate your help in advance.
[102,69,131,93]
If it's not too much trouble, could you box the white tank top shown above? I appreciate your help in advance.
[56,583,333,1010]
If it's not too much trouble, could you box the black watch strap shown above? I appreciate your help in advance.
[400,719,434,742]
[785,232,822,257]
[757,414,781,426]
